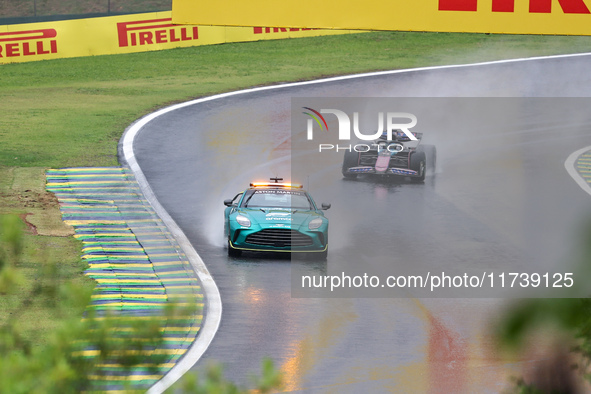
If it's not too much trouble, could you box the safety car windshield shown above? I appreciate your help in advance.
[242,189,313,210]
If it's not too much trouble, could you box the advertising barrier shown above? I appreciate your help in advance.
[172,0,591,36]
[0,11,358,64]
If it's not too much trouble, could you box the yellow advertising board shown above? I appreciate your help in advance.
[0,12,356,64]
[172,0,591,36]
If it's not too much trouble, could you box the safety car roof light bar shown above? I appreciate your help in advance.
[250,177,303,188]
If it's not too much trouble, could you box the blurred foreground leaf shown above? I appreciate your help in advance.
[497,219,591,392]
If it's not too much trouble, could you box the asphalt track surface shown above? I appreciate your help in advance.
[134,54,591,392]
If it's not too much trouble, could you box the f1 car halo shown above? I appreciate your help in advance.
[342,130,436,181]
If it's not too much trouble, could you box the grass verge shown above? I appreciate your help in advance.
[1,30,591,354]
[3,31,591,168]
[0,167,91,348]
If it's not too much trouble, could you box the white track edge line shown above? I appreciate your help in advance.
[121,50,591,393]
[121,120,222,394]
[565,146,591,197]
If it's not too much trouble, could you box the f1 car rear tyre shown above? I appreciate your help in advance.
[342,150,359,179]
[409,151,426,182]
[228,241,242,257]
[417,144,436,173]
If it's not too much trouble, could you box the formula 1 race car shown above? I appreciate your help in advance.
[223,178,330,259]
[341,130,436,182]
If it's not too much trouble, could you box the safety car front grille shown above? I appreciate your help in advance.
[245,229,313,247]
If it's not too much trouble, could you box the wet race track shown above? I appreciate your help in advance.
[134,55,591,392]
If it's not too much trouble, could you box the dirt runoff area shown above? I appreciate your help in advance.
[0,167,73,236]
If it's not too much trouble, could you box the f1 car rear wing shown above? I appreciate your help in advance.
[395,131,422,142]
[377,130,423,142]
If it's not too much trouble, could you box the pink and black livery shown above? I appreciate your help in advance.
[341,131,436,182]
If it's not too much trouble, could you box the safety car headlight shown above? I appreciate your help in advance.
[308,217,323,230]
[236,215,251,228]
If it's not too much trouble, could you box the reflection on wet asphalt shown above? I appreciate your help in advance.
[135,56,591,391]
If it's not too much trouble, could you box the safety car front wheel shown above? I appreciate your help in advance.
[228,240,242,257]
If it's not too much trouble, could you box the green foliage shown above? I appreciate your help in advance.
[177,358,283,394]
[0,215,25,294]
[252,357,284,393]
[0,214,283,392]
[498,299,590,350]
[1,26,588,393]
[497,219,591,391]
[0,215,158,392]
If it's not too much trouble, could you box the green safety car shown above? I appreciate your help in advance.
[224,178,330,259]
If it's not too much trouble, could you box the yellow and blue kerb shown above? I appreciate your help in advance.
[47,167,203,392]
